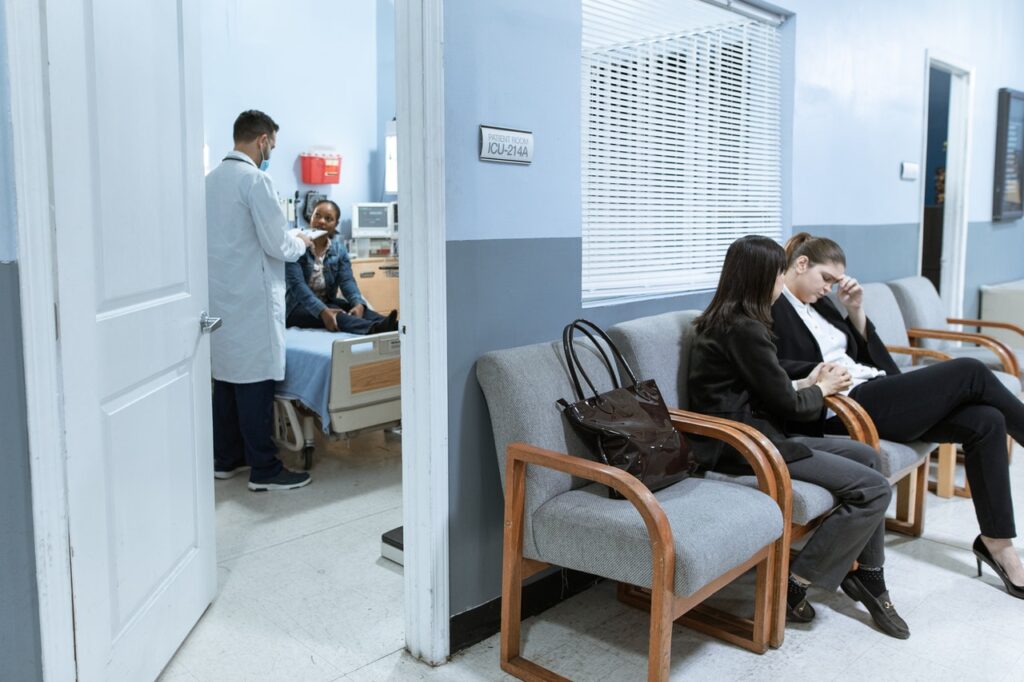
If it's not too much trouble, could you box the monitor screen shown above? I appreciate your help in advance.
[357,205,390,228]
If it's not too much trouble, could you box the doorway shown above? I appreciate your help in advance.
[10,0,449,678]
[918,52,975,318]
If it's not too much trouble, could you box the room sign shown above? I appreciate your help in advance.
[479,125,533,164]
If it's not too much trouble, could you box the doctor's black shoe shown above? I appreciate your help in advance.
[214,463,250,480]
[840,574,910,639]
[248,469,312,492]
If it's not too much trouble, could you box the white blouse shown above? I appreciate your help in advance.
[781,286,886,394]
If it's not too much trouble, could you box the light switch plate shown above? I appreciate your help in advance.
[900,161,920,181]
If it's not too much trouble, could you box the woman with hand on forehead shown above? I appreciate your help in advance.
[772,232,1024,600]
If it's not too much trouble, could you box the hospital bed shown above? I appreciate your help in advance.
[273,327,401,469]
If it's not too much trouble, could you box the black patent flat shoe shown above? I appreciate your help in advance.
[973,535,1024,599]
[786,597,815,623]
[840,574,910,639]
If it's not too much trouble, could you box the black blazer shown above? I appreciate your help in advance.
[770,295,902,437]
[688,316,823,474]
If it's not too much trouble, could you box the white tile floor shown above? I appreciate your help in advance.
[162,442,1024,682]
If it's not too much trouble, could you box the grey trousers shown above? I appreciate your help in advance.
[785,436,892,591]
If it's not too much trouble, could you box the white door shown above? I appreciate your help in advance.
[45,0,215,679]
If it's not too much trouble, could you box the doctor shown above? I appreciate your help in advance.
[207,110,314,492]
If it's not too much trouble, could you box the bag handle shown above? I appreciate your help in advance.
[561,319,639,400]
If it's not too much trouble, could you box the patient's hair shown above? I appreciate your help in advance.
[694,235,786,336]
[233,110,279,143]
[312,199,341,221]
[784,232,846,268]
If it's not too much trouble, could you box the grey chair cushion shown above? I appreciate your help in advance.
[704,472,835,525]
[531,478,783,597]
[888,277,948,351]
[879,439,934,480]
[607,310,703,409]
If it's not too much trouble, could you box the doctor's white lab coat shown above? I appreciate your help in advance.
[206,150,305,383]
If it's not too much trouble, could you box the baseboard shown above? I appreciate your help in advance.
[449,568,601,654]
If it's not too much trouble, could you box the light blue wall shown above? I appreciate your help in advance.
[0,2,44,678]
[201,0,392,234]
[785,0,1024,227]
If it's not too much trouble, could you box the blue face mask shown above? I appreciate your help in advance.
[258,141,271,172]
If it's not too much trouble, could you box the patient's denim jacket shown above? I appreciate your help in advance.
[285,237,367,318]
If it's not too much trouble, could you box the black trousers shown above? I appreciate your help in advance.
[212,379,283,481]
[835,358,1024,538]
[286,297,386,335]
[785,437,890,591]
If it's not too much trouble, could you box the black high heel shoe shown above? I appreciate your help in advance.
[973,535,1024,599]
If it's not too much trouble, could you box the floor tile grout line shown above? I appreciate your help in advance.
[331,645,407,680]
[217,504,403,564]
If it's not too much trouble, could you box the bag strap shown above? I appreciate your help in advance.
[561,319,639,400]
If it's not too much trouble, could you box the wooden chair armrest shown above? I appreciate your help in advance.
[907,328,1020,376]
[824,395,880,451]
[948,318,1024,340]
[668,409,791,523]
[885,344,954,364]
[506,442,675,575]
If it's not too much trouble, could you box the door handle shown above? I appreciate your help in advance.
[200,311,222,334]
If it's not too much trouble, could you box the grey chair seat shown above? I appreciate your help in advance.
[704,472,835,525]
[878,439,935,480]
[531,478,783,597]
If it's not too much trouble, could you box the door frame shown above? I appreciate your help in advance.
[917,49,975,318]
[7,0,451,675]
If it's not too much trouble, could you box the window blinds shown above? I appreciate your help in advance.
[581,0,783,304]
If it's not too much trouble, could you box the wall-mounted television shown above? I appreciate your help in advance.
[993,88,1024,221]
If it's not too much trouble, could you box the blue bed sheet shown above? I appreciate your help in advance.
[275,328,360,433]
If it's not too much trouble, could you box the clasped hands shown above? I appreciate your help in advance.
[797,361,853,396]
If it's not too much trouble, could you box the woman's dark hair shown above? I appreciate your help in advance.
[694,235,787,335]
[784,232,846,268]
[312,199,341,221]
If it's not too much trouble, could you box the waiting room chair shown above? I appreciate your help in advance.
[888,276,1023,379]
[860,283,1020,499]
[607,309,931,541]
[476,336,790,681]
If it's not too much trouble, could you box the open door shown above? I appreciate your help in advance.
[44,0,215,679]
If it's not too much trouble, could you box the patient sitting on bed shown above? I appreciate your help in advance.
[285,199,399,335]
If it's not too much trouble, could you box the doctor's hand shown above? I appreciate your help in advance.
[836,275,863,310]
[349,304,366,318]
[319,308,339,332]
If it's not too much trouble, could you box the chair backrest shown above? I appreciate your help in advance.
[606,310,703,410]
[476,333,625,554]
[888,276,949,350]
[859,282,913,367]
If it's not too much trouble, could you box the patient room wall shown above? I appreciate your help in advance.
[443,0,1024,640]
[0,1,45,678]
[201,0,396,237]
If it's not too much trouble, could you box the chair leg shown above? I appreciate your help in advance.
[887,460,925,537]
[933,443,957,498]
[647,576,673,682]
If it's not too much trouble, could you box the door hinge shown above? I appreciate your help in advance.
[53,303,60,339]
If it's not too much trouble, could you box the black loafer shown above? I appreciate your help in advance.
[840,574,910,639]
[786,597,815,623]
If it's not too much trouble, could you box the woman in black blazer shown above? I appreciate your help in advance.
[689,236,910,638]
[773,232,1024,599]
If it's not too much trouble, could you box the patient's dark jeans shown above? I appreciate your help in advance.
[213,379,282,482]
[830,357,1024,538]
[286,297,386,335]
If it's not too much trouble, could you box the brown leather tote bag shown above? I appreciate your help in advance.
[557,319,696,499]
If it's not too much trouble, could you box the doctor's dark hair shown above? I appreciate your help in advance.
[694,235,787,336]
[233,110,279,143]
[784,232,846,268]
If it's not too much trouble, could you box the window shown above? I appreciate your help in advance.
[582,0,784,304]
